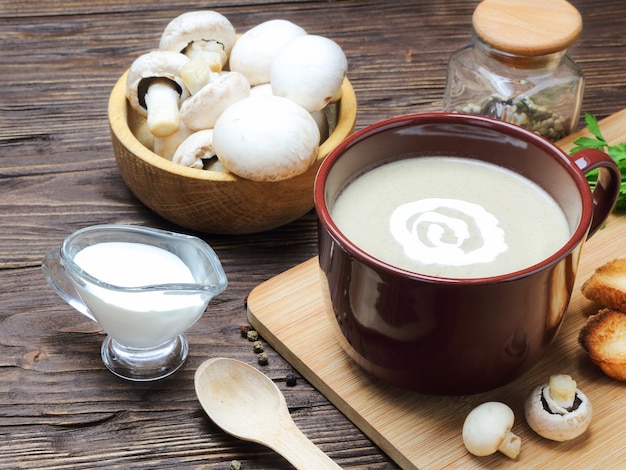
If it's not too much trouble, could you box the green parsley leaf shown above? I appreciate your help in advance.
[570,112,626,211]
[583,112,606,142]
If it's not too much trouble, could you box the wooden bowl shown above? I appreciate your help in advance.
[108,71,357,234]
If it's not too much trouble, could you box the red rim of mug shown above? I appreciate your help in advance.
[314,112,594,284]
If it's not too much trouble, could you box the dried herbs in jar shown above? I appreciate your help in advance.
[444,0,585,142]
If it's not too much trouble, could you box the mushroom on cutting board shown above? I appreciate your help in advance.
[270,34,348,112]
[229,19,307,86]
[212,95,320,182]
[125,50,190,138]
[462,402,521,459]
[180,71,250,131]
[525,374,592,441]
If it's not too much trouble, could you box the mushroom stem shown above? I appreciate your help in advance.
[184,40,226,72]
[548,374,577,410]
[144,78,181,137]
[181,58,216,95]
[153,121,193,160]
[497,431,521,459]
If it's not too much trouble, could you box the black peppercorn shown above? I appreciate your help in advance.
[257,352,268,365]
[246,329,259,342]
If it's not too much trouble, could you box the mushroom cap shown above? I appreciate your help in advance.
[249,83,329,139]
[172,129,215,168]
[270,34,348,112]
[212,95,320,182]
[462,402,516,456]
[249,83,274,98]
[125,50,190,117]
[180,71,251,131]
[159,10,237,57]
[229,19,307,86]
[525,384,593,441]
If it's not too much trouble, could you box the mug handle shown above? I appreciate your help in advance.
[569,148,621,239]
[42,247,97,321]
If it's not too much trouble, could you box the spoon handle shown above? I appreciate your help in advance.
[272,419,341,470]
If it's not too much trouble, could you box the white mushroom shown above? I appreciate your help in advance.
[159,11,236,74]
[249,83,329,141]
[125,50,190,137]
[462,402,521,459]
[212,95,320,182]
[525,374,592,442]
[229,19,307,86]
[270,34,348,112]
[180,71,250,131]
[249,83,274,97]
[153,121,193,160]
[172,129,215,169]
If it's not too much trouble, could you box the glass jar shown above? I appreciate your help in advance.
[443,0,584,141]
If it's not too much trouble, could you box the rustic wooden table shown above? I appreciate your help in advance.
[2,1,626,468]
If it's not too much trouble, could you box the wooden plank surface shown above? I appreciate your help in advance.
[3,0,626,468]
[248,109,626,469]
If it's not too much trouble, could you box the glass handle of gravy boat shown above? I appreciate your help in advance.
[42,247,97,322]
[570,147,621,239]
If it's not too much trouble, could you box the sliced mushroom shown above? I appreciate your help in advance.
[462,402,521,459]
[212,95,320,182]
[270,34,347,112]
[229,19,307,86]
[525,374,592,441]
[180,71,250,131]
[159,10,236,73]
[125,50,190,137]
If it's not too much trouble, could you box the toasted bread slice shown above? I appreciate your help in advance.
[579,308,626,381]
[581,258,626,311]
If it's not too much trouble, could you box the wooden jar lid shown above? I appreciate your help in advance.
[473,0,582,56]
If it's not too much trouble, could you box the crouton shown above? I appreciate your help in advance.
[579,308,626,381]
[581,258,626,311]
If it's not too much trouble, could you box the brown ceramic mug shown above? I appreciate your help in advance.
[314,113,620,395]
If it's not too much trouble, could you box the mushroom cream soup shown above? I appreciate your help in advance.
[330,156,571,278]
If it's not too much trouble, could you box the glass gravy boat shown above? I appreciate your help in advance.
[42,224,227,381]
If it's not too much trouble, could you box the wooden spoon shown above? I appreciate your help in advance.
[195,357,341,469]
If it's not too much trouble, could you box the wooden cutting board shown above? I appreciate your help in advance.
[247,109,626,469]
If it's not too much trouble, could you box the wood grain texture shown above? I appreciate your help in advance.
[2,0,626,468]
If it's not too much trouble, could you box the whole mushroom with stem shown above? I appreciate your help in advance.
[462,402,521,459]
[172,129,223,170]
[160,10,237,96]
[525,374,592,442]
[125,50,190,138]
[159,10,236,74]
